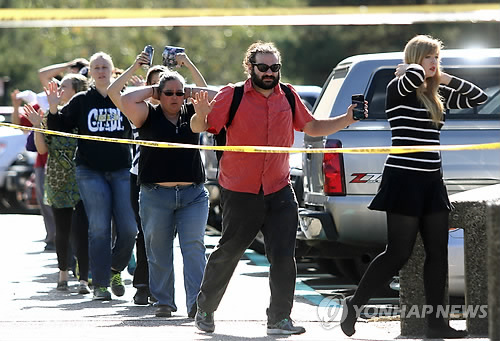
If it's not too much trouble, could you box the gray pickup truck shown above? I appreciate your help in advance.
[297,48,500,288]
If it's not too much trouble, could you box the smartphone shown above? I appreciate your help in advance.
[162,46,185,68]
[142,45,154,69]
[352,94,365,120]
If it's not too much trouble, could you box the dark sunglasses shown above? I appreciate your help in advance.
[252,63,281,73]
[163,90,185,97]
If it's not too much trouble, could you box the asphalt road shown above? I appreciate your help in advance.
[0,213,476,341]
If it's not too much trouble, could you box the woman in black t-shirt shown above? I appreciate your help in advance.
[47,52,138,301]
[119,64,215,318]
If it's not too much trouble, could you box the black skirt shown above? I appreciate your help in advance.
[368,167,453,217]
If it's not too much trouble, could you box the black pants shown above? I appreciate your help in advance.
[53,200,89,282]
[197,184,298,324]
[350,211,449,326]
[130,173,149,288]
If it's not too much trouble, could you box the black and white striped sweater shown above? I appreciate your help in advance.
[384,64,488,173]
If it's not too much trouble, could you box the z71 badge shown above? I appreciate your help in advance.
[350,173,382,183]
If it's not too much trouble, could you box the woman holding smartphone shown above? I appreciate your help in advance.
[116,50,216,318]
[108,49,211,310]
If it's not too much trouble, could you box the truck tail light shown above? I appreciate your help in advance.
[323,139,346,196]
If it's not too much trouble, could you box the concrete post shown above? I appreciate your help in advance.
[400,233,449,337]
[400,184,500,337]
[487,201,500,340]
[448,184,500,336]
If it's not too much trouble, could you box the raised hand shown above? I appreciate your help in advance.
[175,53,190,68]
[44,81,63,113]
[22,104,43,128]
[346,100,369,123]
[129,75,145,87]
[191,90,215,118]
[439,72,452,85]
[135,51,151,70]
[10,89,22,108]
[395,63,410,78]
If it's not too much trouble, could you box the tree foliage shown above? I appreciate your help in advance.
[0,2,498,104]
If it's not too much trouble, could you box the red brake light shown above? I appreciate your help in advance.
[323,139,346,195]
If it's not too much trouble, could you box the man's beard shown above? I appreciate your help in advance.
[251,70,280,90]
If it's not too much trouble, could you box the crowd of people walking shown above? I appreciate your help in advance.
[9,35,487,338]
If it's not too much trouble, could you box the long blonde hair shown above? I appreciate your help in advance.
[404,35,444,125]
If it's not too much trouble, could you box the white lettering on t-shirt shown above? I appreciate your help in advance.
[88,108,99,132]
[87,107,125,132]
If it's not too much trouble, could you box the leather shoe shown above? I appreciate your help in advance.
[188,303,197,318]
[195,308,215,333]
[133,287,150,305]
[155,305,172,317]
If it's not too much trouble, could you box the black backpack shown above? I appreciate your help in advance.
[214,82,296,162]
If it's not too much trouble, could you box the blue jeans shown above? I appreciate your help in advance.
[139,183,208,311]
[76,165,138,288]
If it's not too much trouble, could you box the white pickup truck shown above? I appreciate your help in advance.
[297,48,500,293]
[0,109,37,211]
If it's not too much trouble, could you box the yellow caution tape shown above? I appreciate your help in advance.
[2,122,499,154]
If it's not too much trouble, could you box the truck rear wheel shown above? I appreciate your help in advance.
[334,254,376,284]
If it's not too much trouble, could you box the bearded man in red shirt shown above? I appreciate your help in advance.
[190,41,366,336]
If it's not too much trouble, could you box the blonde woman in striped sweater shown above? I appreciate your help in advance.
[341,35,487,339]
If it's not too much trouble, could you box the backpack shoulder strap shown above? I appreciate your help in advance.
[280,83,296,117]
[214,83,244,163]
[226,83,245,129]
